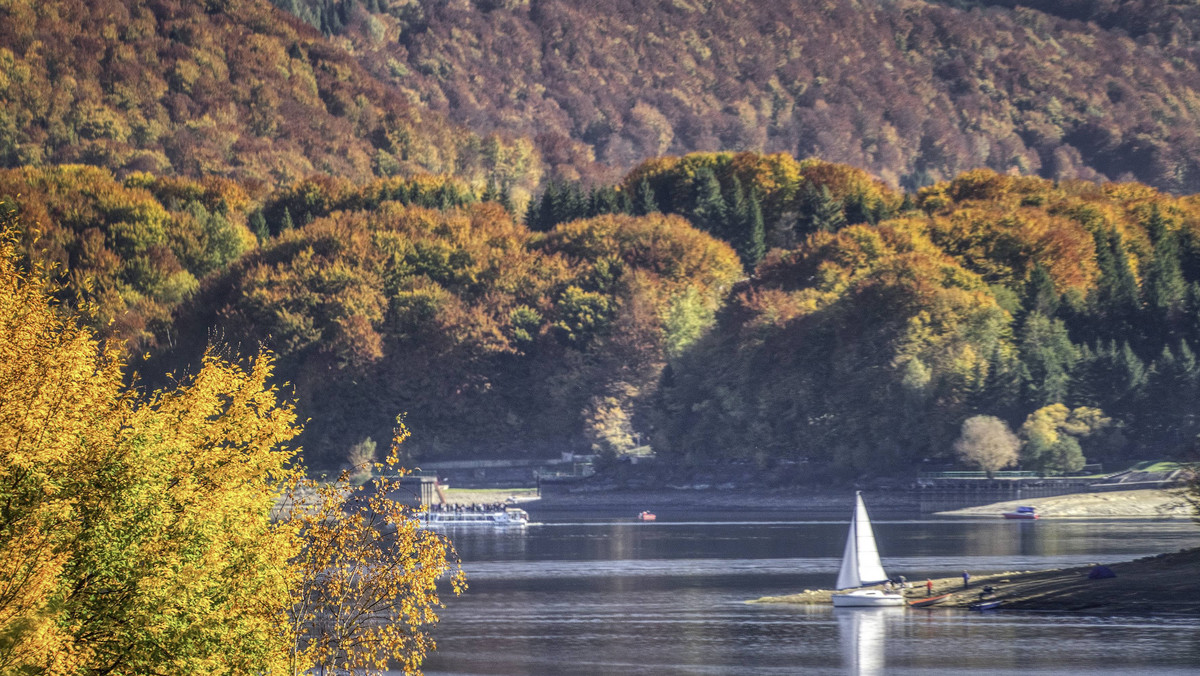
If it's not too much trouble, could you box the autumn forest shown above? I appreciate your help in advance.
[5,0,1200,669]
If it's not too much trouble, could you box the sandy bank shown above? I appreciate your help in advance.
[936,488,1192,518]
[750,547,1200,615]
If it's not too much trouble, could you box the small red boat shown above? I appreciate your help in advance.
[1002,506,1039,520]
[908,593,952,608]
[638,510,656,521]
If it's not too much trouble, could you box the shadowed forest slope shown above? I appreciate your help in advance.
[283,0,1200,193]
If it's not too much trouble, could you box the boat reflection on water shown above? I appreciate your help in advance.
[836,607,903,676]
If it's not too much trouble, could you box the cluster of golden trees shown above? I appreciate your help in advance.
[11,152,1200,476]
[193,199,741,463]
[954,406,1113,477]
[0,222,463,674]
[0,0,537,194]
[652,163,1200,475]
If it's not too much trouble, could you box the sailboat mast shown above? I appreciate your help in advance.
[835,491,889,590]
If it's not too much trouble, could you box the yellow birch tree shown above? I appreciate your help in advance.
[0,217,462,674]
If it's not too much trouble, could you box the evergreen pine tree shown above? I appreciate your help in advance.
[336,0,354,27]
[438,184,455,210]
[617,188,633,215]
[589,186,622,216]
[498,182,515,215]
[812,185,847,232]
[727,175,748,238]
[740,190,766,270]
[634,178,658,216]
[1090,228,1141,339]
[558,183,588,224]
[481,181,500,204]
[525,185,550,231]
[691,167,727,236]
[1178,339,1198,376]
[1118,341,1147,395]
[720,176,748,247]
[843,191,876,226]
[280,206,295,233]
[1018,312,1078,408]
[1025,264,1059,317]
[1109,230,1141,318]
[1143,205,1187,331]
[249,209,269,243]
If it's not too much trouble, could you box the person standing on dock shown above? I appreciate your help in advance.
[926,579,933,597]
[962,571,970,589]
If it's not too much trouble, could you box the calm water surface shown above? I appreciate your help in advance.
[417,510,1200,675]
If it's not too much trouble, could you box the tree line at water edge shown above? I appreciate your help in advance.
[7,154,1200,477]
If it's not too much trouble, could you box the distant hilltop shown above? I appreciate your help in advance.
[280,0,1200,193]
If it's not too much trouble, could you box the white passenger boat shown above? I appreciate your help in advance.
[422,506,530,528]
[830,492,906,607]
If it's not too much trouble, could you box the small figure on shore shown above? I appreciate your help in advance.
[899,575,907,589]
[962,570,971,589]
[926,578,933,597]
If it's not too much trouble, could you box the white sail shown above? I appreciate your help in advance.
[834,492,889,590]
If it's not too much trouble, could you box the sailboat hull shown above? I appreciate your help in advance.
[831,590,907,607]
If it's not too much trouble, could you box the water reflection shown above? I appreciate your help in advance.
[836,608,900,675]
[417,518,1200,675]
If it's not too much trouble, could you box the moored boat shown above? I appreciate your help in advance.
[833,589,907,607]
[969,599,1002,611]
[1002,506,1039,520]
[638,510,656,521]
[422,506,530,528]
[907,593,952,608]
[830,492,906,608]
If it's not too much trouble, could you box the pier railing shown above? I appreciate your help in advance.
[918,471,1040,479]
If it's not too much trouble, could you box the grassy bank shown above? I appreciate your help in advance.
[750,548,1200,615]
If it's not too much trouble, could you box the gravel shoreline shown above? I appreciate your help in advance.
[935,488,1193,518]
[751,547,1200,615]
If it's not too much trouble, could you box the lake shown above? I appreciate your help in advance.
[417,508,1200,675]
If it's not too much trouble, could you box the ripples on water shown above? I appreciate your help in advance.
[415,517,1200,676]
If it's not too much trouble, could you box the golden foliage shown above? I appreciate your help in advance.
[279,422,465,675]
[0,223,462,673]
[0,223,299,671]
[0,0,497,187]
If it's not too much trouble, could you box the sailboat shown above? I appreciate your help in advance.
[831,491,906,607]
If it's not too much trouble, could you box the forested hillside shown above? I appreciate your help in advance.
[279,0,1200,193]
[5,0,1200,477]
[6,151,1200,475]
[0,0,540,193]
[173,200,742,464]
[650,164,1200,474]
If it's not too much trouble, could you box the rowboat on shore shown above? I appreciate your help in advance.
[908,593,952,608]
[969,599,1002,611]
